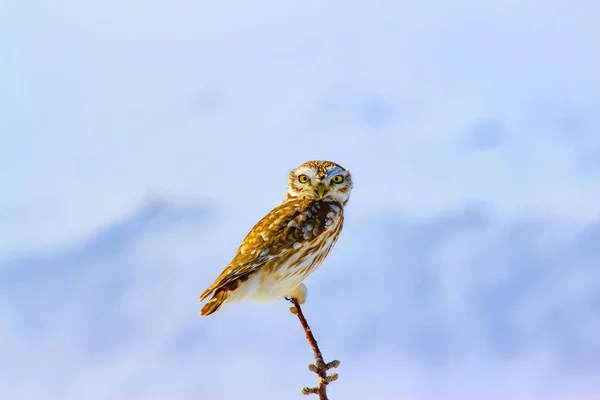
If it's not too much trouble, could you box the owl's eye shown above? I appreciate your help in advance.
[331,175,344,184]
[298,175,310,183]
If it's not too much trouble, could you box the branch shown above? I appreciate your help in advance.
[287,297,340,400]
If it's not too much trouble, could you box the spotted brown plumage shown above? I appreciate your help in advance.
[199,160,353,316]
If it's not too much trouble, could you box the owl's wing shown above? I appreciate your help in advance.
[199,199,333,301]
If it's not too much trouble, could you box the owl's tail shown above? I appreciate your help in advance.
[199,289,229,317]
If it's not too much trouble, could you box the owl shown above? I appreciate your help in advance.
[198,160,353,316]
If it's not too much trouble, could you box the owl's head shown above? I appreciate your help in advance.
[286,160,353,204]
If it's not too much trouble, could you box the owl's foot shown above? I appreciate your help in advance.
[287,283,308,304]
[285,283,307,314]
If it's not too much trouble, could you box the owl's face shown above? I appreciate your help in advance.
[286,160,353,204]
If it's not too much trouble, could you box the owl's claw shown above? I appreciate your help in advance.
[285,283,308,305]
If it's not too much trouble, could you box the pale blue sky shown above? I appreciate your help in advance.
[1,1,599,399]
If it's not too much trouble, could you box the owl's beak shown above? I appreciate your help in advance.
[316,183,327,198]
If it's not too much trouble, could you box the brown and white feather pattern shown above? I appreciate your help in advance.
[199,199,343,314]
[199,159,352,316]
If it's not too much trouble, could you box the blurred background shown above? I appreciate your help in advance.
[1,1,599,399]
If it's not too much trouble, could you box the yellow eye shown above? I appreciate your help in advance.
[331,175,344,184]
[298,175,310,183]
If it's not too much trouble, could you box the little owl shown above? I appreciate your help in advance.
[198,160,353,316]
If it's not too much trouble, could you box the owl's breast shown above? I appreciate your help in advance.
[234,200,344,302]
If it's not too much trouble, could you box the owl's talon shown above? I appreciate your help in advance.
[285,283,308,305]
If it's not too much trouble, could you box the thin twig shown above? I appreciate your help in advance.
[287,298,340,400]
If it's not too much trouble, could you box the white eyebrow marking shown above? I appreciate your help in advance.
[293,166,319,179]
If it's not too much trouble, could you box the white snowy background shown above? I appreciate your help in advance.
[1,1,600,399]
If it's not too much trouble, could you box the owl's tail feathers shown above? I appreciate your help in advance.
[199,289,229,317]
[198,287,214,303]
